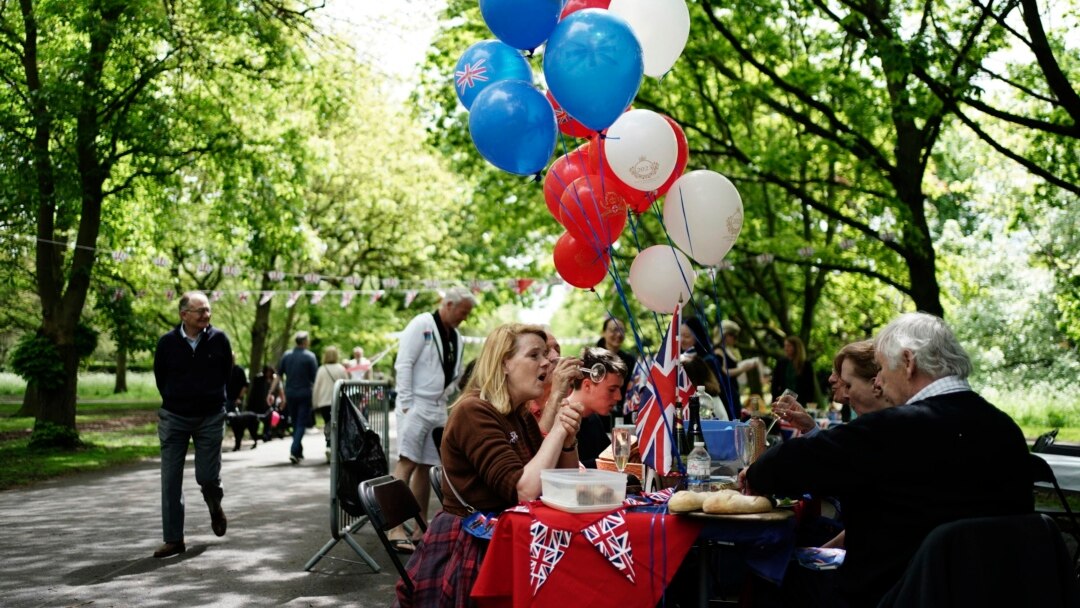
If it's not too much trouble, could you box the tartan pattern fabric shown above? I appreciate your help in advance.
[529,519,573,596]
[581,510,636,583]
[394,511,488,608]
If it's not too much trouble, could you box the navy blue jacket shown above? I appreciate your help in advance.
[746,390,1033,606]
[278,347,318,399]
[154,324,233,417]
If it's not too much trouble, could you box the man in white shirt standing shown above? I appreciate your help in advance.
[388,287,475,552]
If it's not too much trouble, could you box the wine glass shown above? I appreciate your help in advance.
[611,425,634,473]
[734,424,754,471]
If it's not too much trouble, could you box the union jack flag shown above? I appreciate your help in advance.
[581,510,635,583]
[635,304,688,475]
[455,58,489,95]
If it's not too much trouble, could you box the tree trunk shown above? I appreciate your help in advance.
[14,381,40,418]
[249,290,273,379]
[114,345,127,393]
[32,340,81,448]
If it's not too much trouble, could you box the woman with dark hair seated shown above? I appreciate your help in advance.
[394,323,584,608]
[679,315,724,397]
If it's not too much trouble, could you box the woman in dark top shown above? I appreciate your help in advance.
[770,335,816,403]
[678,315,723,398]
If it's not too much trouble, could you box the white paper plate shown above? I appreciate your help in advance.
[540,496,623,514]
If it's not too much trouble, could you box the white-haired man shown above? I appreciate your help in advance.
[743,312,1032,607]
[388,287,476,552]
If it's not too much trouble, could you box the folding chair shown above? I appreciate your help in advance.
[1030,453,1080,567]
[359,475,429,592]
[880,514,1080,607]
[1035,429,1061,453]
[430,464,445,504]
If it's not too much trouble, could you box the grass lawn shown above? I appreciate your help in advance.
[0,397,161,491]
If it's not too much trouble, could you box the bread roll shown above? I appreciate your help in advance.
[702,489,772,514]
[668,490,708,513]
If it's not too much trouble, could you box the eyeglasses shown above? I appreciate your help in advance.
[184,307,211,315]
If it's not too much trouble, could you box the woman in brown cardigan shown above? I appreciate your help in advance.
[395,323,584,608]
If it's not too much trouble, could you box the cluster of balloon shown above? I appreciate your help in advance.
[457,0,738,309]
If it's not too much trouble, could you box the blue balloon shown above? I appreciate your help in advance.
[454,40,533,110]
[480,0,564,51]
[543,9,643,132]
[469,80,557,176]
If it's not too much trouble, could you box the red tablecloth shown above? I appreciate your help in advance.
[472,504,702,608]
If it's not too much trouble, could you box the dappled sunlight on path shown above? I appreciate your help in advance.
[0,427,402,607]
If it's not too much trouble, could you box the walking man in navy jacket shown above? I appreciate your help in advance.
[152,291,232,558]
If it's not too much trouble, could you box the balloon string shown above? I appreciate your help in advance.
[708,269,740,419]
[548,136,611,261]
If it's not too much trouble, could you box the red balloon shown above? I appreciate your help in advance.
[588,114,690,214]
[544,143,598,219]
[559,174,628,248]
[546,90,594,139]
[553,232,609,289]
[561,0,611,19]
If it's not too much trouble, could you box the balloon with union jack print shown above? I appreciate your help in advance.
[454,40,532,110]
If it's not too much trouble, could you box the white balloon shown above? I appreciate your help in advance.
[604,109,677,192]
[663,170,744,266]
[609,0,691,78]
[628,245,696,313]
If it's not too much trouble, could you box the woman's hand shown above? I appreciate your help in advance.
[557,399,584,446]
[772,395,816,433]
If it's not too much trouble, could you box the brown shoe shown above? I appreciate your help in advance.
[153,541,186,558]
[209,502,227,537]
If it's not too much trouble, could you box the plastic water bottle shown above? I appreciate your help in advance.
[687,440,711,492]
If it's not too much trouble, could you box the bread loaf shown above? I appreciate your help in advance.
[668,490,709,513]
[702,489,772,514]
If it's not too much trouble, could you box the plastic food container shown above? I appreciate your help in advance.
[540,469,627,508]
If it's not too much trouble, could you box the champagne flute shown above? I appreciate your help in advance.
[611,424,634,472]
[734,424,754,471]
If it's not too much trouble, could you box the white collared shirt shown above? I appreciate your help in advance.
[905,375,971,404]
[181,324,203,351]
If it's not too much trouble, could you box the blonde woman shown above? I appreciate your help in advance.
[312,346,349,461]
[395,323,583,608]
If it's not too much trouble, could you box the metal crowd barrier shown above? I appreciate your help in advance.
[304,379,393,572]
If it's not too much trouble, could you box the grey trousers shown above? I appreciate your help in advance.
[158,408,226,543]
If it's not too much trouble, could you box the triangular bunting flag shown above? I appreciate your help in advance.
[165,288,175,301]
[259,291,274,305]
[340,291,356,308]
[238,291,250,304]
[404,289,418,308]
[369,289,384,304]
[210,290,223,302]
[310,290,326,305]
[111,288,124,301]
[285,291,301,308]
[515,279,535,295]
[111,250,129,263]
[528,519,573,596]
[581,510,636,583]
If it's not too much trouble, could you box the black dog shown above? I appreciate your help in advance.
[227,411,264,451]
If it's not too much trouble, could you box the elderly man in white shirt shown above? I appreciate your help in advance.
[388,287,475,552]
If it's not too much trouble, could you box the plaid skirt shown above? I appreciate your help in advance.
[394,510,488,608]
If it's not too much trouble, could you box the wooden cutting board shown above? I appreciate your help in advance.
[679,508,794,522]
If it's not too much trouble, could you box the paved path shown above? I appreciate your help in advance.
[0,424,412,607]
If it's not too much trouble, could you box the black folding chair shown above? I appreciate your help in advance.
[1031,453,1080,567]
[429,464,445,504]
[880,513,1080,607]
[1036,429,1062,454]
[359,475,428,592]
